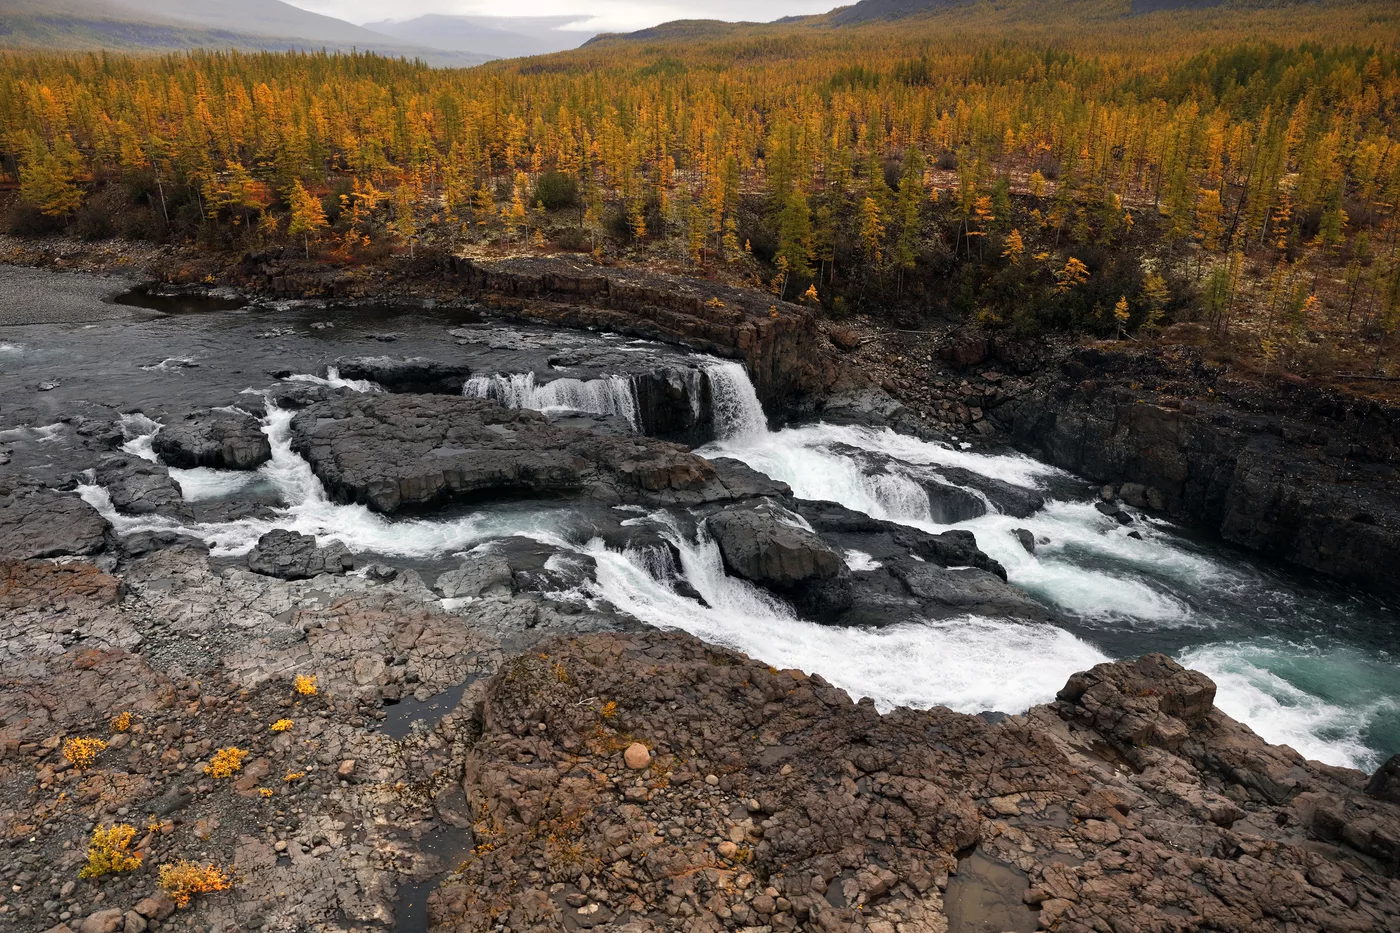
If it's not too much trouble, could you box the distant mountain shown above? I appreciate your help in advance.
[829,0,973,26]
[0,0,493,66]
[365,14,594,59]
[585,19,748,46]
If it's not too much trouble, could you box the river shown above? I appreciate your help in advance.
[3,265,1396,773]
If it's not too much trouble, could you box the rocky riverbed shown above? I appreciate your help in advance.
[1,259,1398,933]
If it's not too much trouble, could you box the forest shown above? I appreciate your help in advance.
[2,0,1400,377]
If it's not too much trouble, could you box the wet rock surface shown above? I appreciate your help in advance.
[93,456,190,520]
[329,355,473,394]
[289,393,727,513]
[152,408,272,471]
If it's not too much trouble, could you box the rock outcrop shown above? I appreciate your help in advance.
[287,393,777,514]
[0,486,109,559]
[1004,346,1400,591]
[455,256,840,409]
[707,500,844,589]
[93,455,190,519]
[246,529,355,579]
[152,408,272,471]
[328,356,473,394]
[429,632,1400,933]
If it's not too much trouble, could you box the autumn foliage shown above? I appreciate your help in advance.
[0,1,1397,369]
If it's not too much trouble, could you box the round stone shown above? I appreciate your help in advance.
[623,743,651,770]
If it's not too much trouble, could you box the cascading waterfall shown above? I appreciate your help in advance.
[463,372,641,430]
[702,359,769,440]
[580,517,1111,715]
[77,361,1400,771]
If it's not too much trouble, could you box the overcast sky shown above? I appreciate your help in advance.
[284,0,834,33]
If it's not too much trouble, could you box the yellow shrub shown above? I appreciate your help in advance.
[257,787,274,798]
[63,737,107,769]
[293,674,318,696]
[79,824,143,879]
[600,700,617,720]
[204,747,249,778]
[284,770,306,782]
[157,860,231,908]
[270,719,294,733]
[110,712,132,733]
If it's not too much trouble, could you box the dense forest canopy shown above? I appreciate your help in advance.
[2,0,1399,372]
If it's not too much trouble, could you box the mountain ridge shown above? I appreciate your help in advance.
[0,0,493,66]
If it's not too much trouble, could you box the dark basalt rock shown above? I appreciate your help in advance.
[329,356,473,394]
[288,393,740,514]
[888,560,1049,620]
[0,486,110,559]
[246,529,354,579]
[918,478,989,524]
[707,499,852,619]
[707,499,844,589]
[936,466,1047,519]
[94,455,191,520]
[153,408,271,471]
[1004,346,1400,591]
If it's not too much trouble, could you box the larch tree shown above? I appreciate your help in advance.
[287,180,328,259]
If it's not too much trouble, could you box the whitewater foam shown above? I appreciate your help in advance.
[464,372,641,429]
[1181,642,1400,770]
[285,367,379,393]
[581,520,1109,714]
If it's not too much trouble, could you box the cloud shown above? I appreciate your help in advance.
[285,0,832,33]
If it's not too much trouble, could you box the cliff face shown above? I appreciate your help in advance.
[999,346,1400,591]
[225,250,842,412]
[452,257,840,410]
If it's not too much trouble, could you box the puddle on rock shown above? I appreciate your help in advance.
[944,850,1038,933]
[395,827,474,933]
[380,677,477,740]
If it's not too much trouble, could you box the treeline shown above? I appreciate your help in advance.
[2,2,1399,360]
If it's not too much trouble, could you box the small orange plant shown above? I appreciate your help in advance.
[204,747,249,778]
[63,737,107,769]
[79,824,143,879]
[157,860,231,908]
[110,712,132,733]
[293,674,318,696]
[270,719,294,733]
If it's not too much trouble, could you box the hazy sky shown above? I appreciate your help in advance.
[284,0,834,33]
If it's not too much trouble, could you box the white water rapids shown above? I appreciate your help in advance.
[81,360,1398,770]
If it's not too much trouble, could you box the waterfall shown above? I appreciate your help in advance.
[701,359,768,440]
[463,372,641,430]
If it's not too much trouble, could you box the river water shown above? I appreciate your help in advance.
[3,266,1396,772]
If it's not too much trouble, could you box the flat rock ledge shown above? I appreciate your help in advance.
[288,393,770,514]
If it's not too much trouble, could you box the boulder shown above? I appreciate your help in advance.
[707,500,843,589]
[0,486,109,559]
[919,479,989,524]
[246,529,354,579]
[153,408,271,470]
[329,356,473,394]
[94,455,191,519]
[937,466,1046,518]
[1057,654,1216,753]
[888,561,1048,620]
